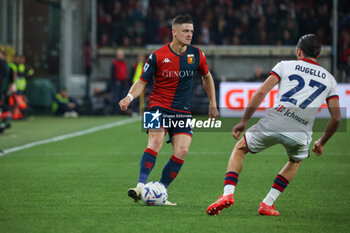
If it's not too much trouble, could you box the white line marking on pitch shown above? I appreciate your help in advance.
[1,117,140,156]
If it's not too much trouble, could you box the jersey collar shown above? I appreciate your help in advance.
[168,43,187,56]
[300,58,320,66]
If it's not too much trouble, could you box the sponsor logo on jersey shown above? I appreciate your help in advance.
[274,104,309,126]
[161,70,194,78]
[143,63,149,72]
[187,54,195,64]
[162,58,171,63]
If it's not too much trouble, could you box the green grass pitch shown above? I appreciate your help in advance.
[0,116,349,233]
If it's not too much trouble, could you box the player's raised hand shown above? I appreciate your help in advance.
[209,107,219,119]
[312,139,324,156]
[232,121,246,140]
[119,96,131,111]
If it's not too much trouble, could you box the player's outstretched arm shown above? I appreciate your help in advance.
[232,75,279,139]
[202,71,219,118]
[312,98,341,156]
[119,79,147,111]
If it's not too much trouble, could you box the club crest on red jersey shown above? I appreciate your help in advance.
[187,54,195,64]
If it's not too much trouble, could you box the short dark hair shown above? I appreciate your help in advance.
[297,34,321,59]
[172,15,193,27]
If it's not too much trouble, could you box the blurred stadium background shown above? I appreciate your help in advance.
[1,0,350,116]
[1,1,350,232]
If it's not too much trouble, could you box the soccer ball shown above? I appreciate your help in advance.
[141,181,168,206]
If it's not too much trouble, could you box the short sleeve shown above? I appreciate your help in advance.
[326,77,339,101]
[140,52,157,83]
[270,62,283,81]
[197,50,209,76]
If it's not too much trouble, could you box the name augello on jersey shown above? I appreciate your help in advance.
[295,65,326,79]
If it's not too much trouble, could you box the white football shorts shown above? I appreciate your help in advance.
[244,124,310,161]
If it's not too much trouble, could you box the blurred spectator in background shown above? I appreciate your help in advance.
[345,57,350,82]
[0,49,9,133]
[91,86,111,115]
[158,20,172,44]
[198,21,210,45]
[0,49,7,98]
[134,36,144,47]
[84,40,92,78]
[99,33,112,47]
[281,29,293,45]
[122,36,131,48]
[16,55,34,95]
[6,54,34,120]
[131,54,145,84]
[343,40,350,81]
[0,48,14,132]
[111,11,130,46]
[110,49,128,113]
[52,88,79,117]
[339,16,350,81]
[249,66,267,82]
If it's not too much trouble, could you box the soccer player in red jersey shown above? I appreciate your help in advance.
[119,15,219,204]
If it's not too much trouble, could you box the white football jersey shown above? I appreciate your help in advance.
[258,58,338,145]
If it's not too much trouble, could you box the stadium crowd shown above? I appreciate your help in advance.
[97,0,333,46]
[97,0,350,81]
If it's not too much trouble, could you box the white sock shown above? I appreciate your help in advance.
[263,188,281,206]
[137,182,145,189]
[223,185,235,196]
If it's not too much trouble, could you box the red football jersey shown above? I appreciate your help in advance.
[140,43,209,113]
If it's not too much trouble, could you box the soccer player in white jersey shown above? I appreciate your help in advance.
[206,34,340,216]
